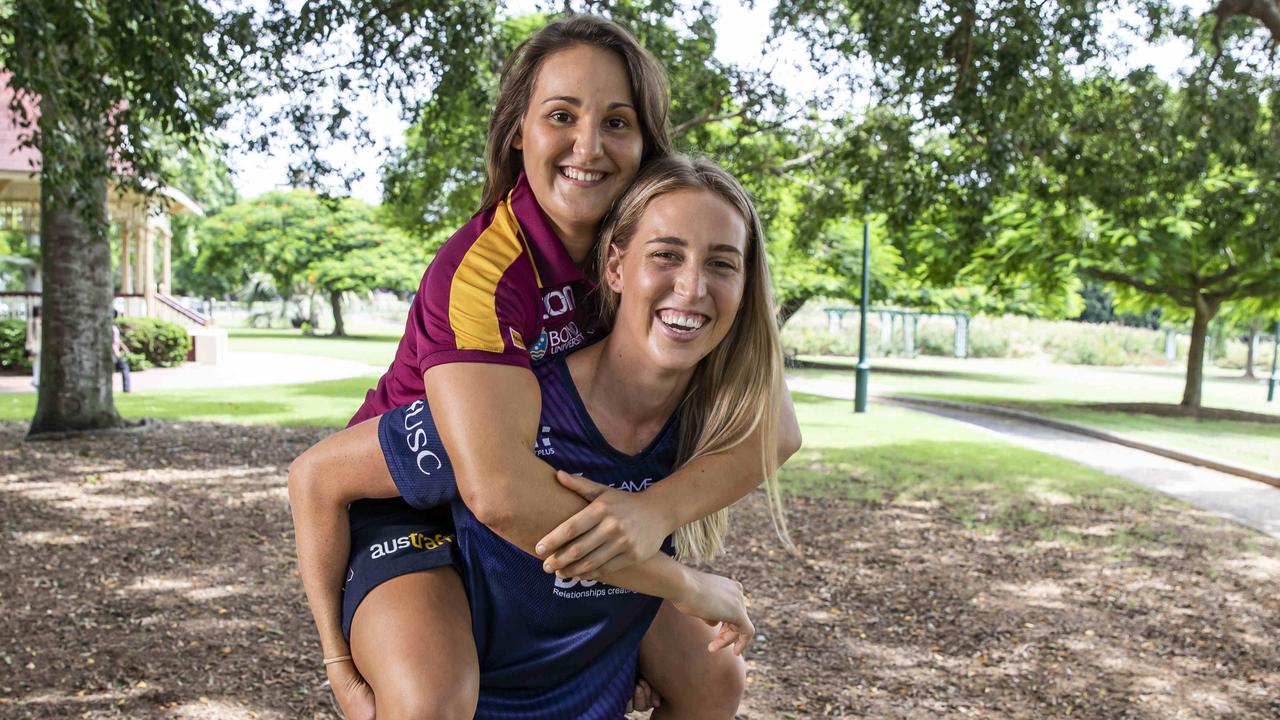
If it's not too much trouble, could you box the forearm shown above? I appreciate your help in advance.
[644,445,761,531]
[645,388,802,530]
[461,455,696,599]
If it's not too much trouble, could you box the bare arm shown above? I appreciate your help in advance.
[539,385,802,577]
[424,363,733,602]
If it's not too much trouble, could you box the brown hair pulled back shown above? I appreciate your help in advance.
[481,15,674,210]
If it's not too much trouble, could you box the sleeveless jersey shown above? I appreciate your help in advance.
[379,354,679,719]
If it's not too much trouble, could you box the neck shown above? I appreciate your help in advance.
[568,336,694,453]
[551,220,596,265]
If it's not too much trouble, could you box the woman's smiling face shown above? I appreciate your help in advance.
[605,188,749,374]
[514,44,645,251]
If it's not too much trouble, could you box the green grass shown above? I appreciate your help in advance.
[227,328,400,365]
[792,354,1279,471]
[794,355,1280,416]
[1023,405,1280,473]
[782,392,1164,536]
[0,375,377,427]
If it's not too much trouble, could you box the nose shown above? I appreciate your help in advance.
[674,263,707,301]
[573,122,603,160]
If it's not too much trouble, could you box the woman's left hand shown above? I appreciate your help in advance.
[537,470,673,579]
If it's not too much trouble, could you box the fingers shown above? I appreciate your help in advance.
[545,525,617,577]
[536,502,601,558]
[629,678,659,712]
[555,469,607,500]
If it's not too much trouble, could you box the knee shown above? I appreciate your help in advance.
[665,651,745,717]
[707,652,747,714]
[376,679,477,720]
[287,448,328,508]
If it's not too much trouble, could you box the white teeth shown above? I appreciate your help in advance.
[561,167,604,182]
[658,310,707,332]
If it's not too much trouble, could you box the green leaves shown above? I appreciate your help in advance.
[193,190,426,305]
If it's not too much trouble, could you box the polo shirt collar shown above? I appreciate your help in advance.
[509,171,588,287]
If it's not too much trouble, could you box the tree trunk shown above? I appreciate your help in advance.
[1244,319,1259,379]
[329,289,346,337]
[776,295,809,329]
[1180,295,1220,411]
[27,170,124,437]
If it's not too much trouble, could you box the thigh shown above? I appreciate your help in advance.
[638,600,746,716]
[350,566,479,718]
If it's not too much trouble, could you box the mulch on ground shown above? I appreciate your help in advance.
[1,421,1277,719]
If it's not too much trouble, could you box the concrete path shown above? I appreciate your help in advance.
[788,375,1280,539]
[0,352,382,394]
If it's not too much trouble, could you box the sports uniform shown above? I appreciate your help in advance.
[357,353,679,719]
[339,172,600,654]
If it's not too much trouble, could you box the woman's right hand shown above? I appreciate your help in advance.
[326,660,376,720]
[671,571,755,656]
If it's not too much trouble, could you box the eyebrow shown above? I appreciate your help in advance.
[646,236,744,257]
[540,95,635,111]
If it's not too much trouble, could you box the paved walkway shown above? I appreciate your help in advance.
[0,352,381,394]
[788,375,1280,539]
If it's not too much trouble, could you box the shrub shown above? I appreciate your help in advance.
[116,317,191,370]
[0,319,31,372]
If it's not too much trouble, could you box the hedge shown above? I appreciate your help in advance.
[0,319,30,372]
[0,316,192,374]
[116,317,192,370]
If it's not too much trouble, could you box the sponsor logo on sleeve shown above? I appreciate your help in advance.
[401,400,444,475]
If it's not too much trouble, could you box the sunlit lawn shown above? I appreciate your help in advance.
[228,327,400,365]
[795,354,1278,414]
[782,392,1174,540]
[793,355,1280,471]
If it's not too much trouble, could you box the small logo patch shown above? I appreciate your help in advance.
[529,329,549,361]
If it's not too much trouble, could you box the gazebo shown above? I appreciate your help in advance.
[0,72,210,329]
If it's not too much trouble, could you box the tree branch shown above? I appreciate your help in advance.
[1087,268,1192,305]
[767,151,821,176]
[1209,0,1280,56]
[1200,262,1243,287]
[673,108,749,135]
[1207,273,1280,303]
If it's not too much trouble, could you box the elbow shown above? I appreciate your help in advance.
[777,424,803,467]
[457,467,519,534]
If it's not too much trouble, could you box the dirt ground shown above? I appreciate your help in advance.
[1,421,1277,719]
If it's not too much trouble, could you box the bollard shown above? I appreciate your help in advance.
[1268,322,1278,403]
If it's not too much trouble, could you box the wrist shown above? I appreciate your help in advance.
[670,561,702,604]
[645,483,684,535]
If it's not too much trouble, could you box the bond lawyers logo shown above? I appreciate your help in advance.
[530,329,550,361]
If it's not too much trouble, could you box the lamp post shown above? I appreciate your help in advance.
[854,222,870,413]
[1268,321,1278,403]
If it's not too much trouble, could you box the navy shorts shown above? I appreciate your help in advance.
[341,499,458,642]
[341,400,466,640]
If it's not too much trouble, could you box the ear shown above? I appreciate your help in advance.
[512,122,523,151]
[605,244,625,293]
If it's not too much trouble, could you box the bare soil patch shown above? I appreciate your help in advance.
[0,422,1277,719]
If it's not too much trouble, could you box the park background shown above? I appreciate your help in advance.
[1,0,1278,718]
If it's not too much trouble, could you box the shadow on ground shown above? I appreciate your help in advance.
[0,422,1277,718]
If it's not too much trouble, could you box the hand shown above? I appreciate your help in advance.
[326,659,375,720]
[537,470,673,579]
[671,571,755,656]
[625,677,662,713]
